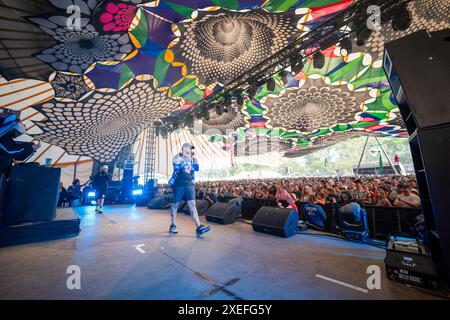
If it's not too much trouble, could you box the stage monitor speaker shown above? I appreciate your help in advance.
[2,166,61,226]
[205,202,240,225]
[252,207,298,238]
[178,199,210,216]
[384,29,450,129]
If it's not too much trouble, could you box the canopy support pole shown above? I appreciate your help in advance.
[375,137,399,175]
[356,136,369,175]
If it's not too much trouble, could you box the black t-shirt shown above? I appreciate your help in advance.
[175,159,194,187]
[175,170,193,187]
[93,172,110,190]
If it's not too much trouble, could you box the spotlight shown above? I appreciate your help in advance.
[279,70,288,84]
[355,25,372,46]
[313,51,325,69]
[247,85,258,99]
[88,191,96,198]
[291,59,304,75]
[224,94,232,108]
[236,92,244,106]
[132,189,143,196]
[392,4,411,31]
[290,52,304,75]
[339,37,352,56]
[267,77,276,91]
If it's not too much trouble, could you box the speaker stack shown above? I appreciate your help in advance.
[205,202,240,225]
[2,165,61,226]
[384,29,450,286]
[252,207,298,238]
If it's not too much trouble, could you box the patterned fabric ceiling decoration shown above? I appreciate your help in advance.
[201,105,245,135]
[49,71,95,102]
[28,0,135,74]
[211,43,408,152]
[33,79,181,162]
[170,8,300,85]
[3,0,438,166]
[364,0,450,60]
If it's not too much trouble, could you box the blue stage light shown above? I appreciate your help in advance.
[132,189,143,196]
[88,192,96,197]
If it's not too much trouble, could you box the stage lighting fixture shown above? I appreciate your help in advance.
[291,59,304,75]
[279,70,288,84]
[224,94,232,108]
[339,37,352,56]
[247,85,258,99]
[88,191,96,198]
[267,77,276,91]
[355,25,372,46]
[391,4,411,31]
[132,189,143,196]
[236,92,244,106]
[313,51,325,69]
[319,33,341,51]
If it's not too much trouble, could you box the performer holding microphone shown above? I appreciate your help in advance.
[168,143,211,237]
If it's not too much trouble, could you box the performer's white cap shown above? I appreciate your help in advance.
[102,165,109,170]
[182,143,193,149]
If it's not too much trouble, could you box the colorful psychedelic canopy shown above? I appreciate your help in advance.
[1,0,449,163]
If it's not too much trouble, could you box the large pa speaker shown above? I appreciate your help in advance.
[384,29,450,286]
[0,174,7,222]
[205,202,240,225]
[384,29,450,130]
[2,165,61,226]
[252,207,298,238]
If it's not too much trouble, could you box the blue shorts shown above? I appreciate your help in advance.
[173,185,196,203]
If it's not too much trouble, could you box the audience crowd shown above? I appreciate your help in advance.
[191,175,421,209]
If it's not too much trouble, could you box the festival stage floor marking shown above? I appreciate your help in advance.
[315,274,368,294]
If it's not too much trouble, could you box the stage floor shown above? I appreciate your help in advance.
[0,205,441,300]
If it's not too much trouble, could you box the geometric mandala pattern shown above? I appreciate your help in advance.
[202,105,245,134]
[34,80,180,162]
[173,8,299,84]
[265,78,366,133]
[1,0,419,162]
[50,72,94,101]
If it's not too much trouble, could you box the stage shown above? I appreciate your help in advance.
[0,205,440,300]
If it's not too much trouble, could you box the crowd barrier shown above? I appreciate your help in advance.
[239,198,421,239]
[364,205,421,239]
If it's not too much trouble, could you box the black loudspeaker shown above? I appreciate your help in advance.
[384,29,450,130]
[205,202,240,225]
[178,200,210,216]
[252,207,298,238]
[2,166,61,226]
[0,174,7,222]
[384,29,450,286]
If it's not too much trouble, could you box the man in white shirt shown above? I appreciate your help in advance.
[394,184,421,208]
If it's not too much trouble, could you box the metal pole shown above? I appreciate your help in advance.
[356,136,370,175]
[375,137,399,175]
